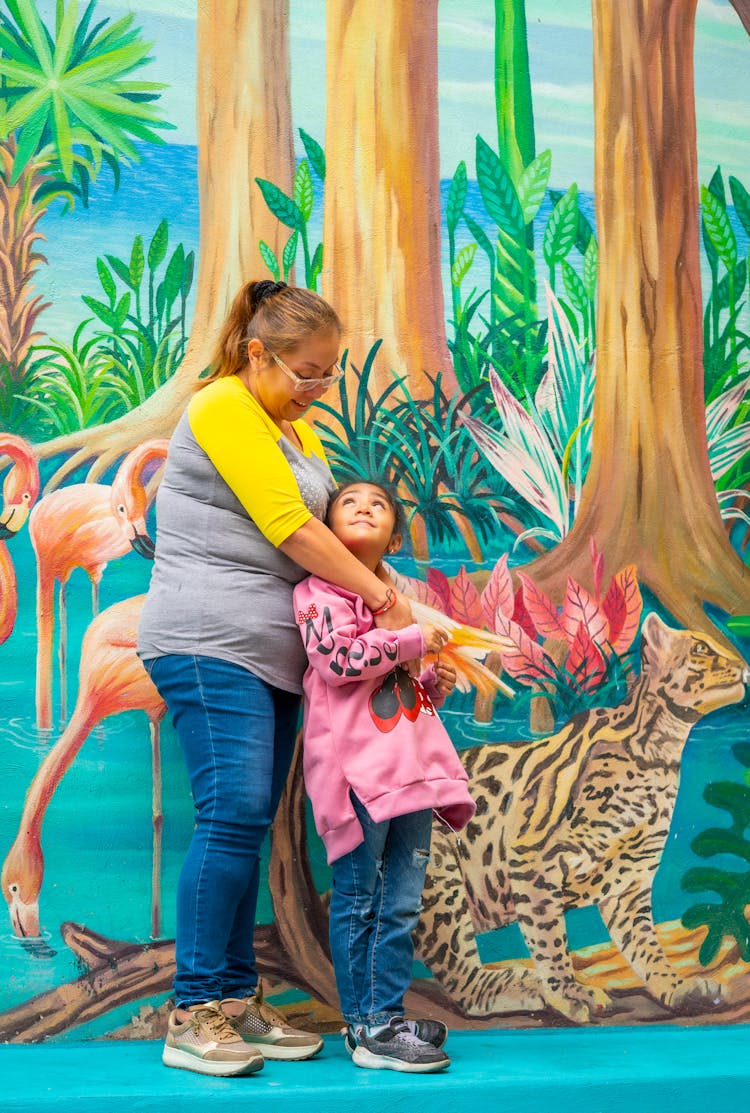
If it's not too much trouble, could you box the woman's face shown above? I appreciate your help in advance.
[246,327,341,424]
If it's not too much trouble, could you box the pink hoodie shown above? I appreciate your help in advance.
[293,576,476,864]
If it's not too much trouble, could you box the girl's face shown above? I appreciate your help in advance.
[328,483,401,569]
[245,326,341,424]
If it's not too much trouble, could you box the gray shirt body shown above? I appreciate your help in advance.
[137,409,335,694]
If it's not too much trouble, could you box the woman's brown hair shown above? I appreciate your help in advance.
[201,281,342,385]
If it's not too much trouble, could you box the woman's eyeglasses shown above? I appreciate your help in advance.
[268,350,344,393]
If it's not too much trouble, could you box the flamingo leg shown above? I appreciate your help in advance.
[150,719,163,940]
[58,581,67,725]
[91,579,100,618]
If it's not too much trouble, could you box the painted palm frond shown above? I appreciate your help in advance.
[0,0,174,185]
[534,284,595,497]
[460,410,568,538]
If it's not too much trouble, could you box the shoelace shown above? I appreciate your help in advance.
[387,1020,426,1048]
[250,983,288,1027]
[190,1006,240,1043]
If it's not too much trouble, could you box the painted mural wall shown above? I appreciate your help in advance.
[1,0,750,1042]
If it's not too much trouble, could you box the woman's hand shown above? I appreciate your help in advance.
[433,657,457,697]
[372,591,413,631]
[420,623,450,655]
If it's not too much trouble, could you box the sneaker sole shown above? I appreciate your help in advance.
[352,1045,450,1073]
[162,1045,264,1076]
[242,1037,323,1061]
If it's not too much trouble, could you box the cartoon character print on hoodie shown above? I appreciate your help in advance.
[370,665,437,733]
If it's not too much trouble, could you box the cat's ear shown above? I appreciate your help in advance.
[640,611,671,664]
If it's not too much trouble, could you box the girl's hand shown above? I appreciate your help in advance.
[420,623,450,655]
[433,658,457,696]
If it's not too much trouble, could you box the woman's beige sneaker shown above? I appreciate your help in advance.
[221,983,324,1061]
[162,1001,265,1076]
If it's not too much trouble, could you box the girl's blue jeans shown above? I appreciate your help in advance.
[145,654,299,1008]
[329,793,433,1025]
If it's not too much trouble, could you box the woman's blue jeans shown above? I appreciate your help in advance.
[328,794,433,1025]
[145,654,299,1008]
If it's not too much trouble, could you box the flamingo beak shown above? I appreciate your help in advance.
[8,894,41,940]
[130,531,156,559]
[0,502,31,537]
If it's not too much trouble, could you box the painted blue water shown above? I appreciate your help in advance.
[32,143,750,346]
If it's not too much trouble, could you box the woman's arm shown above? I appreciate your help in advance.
[281,517,413,630]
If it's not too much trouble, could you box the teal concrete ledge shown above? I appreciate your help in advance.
[4,1024,749,1113]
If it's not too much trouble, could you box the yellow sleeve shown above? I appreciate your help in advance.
[187,378,325,546]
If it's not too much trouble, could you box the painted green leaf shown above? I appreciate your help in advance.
[543,183,579,266]
[310,242,324,289]
[729,176,750,240]
[164,244,185,306]
[294,159,314,222]
[463,212,495,265]
[299,128,326,180]
[516,149,551,225]
[451,243,477,287]
[148,218,169,271]
[727,615,750,636]
[708,165,726,206]
[183,250,195,296]
[129,234,144,290]
[701,186,737,270]
[562,260,587,312]
[81,295,118,329]
[282,230,299,274]
[475,135,524,235]
[96,257,117,306]
[106,254,133,288]
[583,237,598,299]
[446,161,468,236]
[256,177,305,232]
[259,240,280,282]
[715,259,747,311]
[114,291,131,330]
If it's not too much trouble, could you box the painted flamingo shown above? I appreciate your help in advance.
[0,434,40,645]
[1,594,166,941]
[29,438,169,728]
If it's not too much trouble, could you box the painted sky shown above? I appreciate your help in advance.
[32,1,750,188]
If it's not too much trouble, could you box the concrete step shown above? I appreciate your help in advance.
[5,1023,749,1113]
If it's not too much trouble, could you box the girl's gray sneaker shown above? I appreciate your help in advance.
[349,1018,450,1073]
[344,1016,448,1054]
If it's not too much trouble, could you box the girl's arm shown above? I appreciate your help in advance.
[294,578,424,687]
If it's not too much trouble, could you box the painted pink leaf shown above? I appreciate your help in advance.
[607,565,643,655]
[389,569,444,611]
[427,568,452,613]
[601,579,625,646]
[495,612,553,683]
[562,577,609,648]
[512,585,538,641]
[449,566,484,627]
[516,570,566,640]
[589,536,604,602]
[481,552,515,626]
[567,622,607,692]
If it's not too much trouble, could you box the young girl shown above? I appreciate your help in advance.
[293,481,476,1074]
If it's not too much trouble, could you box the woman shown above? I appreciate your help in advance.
[138,280,413,1077]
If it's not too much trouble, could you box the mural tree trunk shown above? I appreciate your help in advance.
[36,0,294,483]
[525,0,750,632]
[322,0,455,402]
